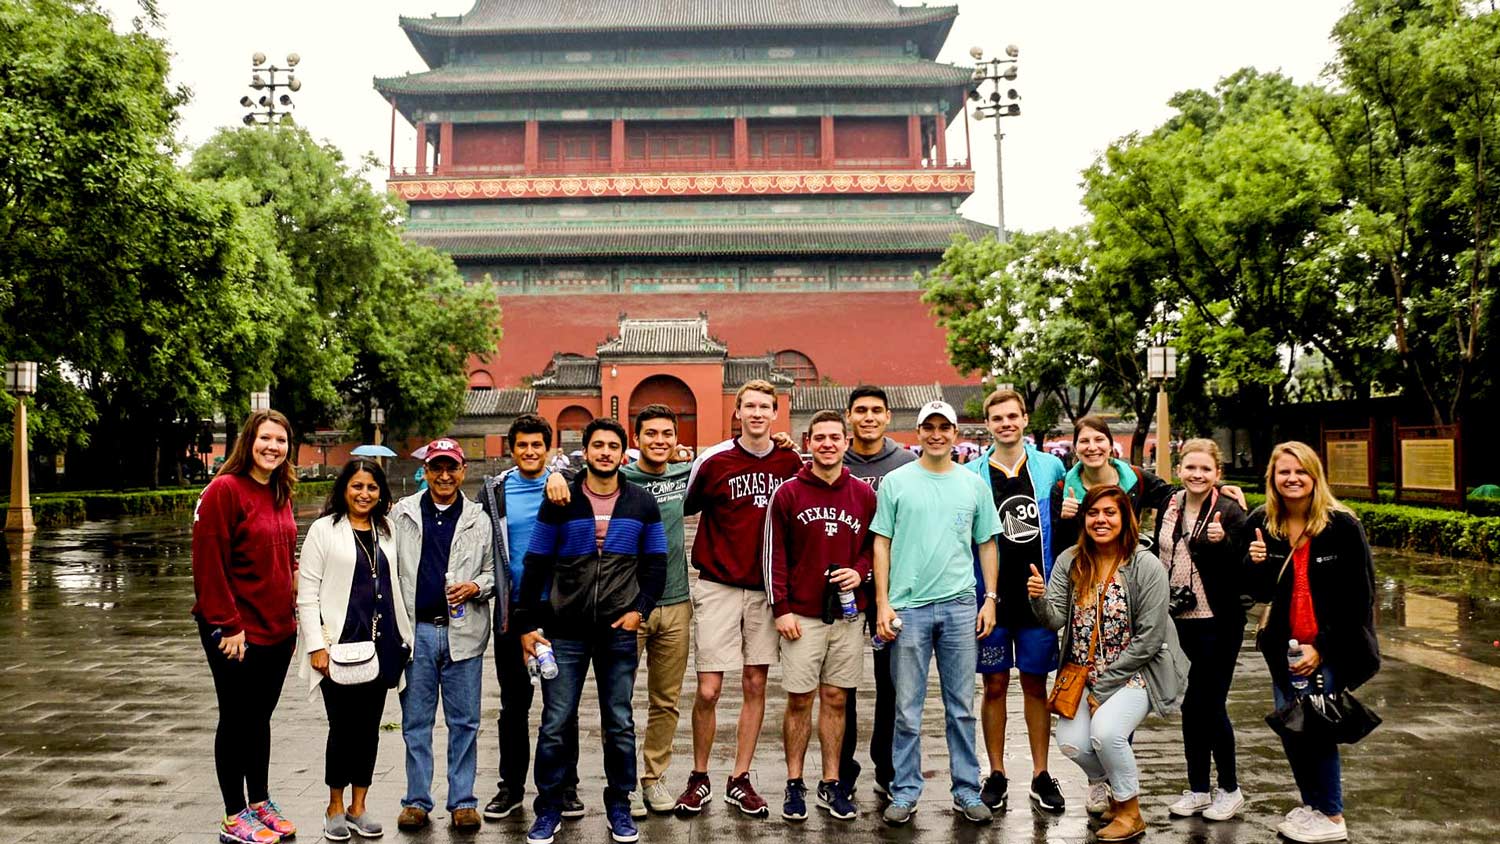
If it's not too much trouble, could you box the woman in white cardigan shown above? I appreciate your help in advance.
[298,459,413,841]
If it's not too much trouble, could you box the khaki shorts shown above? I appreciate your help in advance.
[778,615,865,694]
[691,578,779,672]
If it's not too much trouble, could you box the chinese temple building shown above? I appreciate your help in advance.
[376,0,990,454]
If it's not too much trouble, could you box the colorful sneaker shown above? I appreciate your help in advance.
[724,772,769,817]
[816,780,857,820]
[248,800,296,839]
[606,804,639,843]
[220,808,279,844]
[675,771,712,814]
[526,810,562,844]
[782,778,808,821]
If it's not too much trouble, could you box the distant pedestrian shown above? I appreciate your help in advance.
[190,409,301,844]
[297,459,413,842]
[1150,439,1249,822]
[1028,485,1188,842]
[1246,442,1378,844]
[392,439,495,832]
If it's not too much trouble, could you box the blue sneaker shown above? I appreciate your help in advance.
[606,804,639,843]
[782,778,808,821]
[817,780,857,820]
[527,810,562,844]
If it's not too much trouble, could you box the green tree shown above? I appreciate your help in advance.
[187,127,502,443]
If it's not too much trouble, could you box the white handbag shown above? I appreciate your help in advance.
[328,640,379,686]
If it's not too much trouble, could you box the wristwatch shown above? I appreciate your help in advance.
[983,591,998,602]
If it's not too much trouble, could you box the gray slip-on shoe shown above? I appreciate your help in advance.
[344,812,383,838]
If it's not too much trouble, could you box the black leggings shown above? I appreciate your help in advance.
[320,678,389,789]
[1175,617,1242,793]
[198,620,295,816]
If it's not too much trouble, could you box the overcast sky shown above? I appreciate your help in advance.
[98,0,1349,233]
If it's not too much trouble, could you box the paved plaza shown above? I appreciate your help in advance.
[3,507,1500,843]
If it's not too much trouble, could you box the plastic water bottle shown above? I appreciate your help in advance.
[1287,639,1309,692]
[872,617,903,651]
[445,572,465,620]
[839,588,859,622]
[533,641,559,680]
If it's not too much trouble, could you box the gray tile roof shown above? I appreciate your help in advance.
[464,388,537,416]
[376,59,972,97]
[597,317,729,357]
[406,218,993,259]
[723,357,795,388]
[532,354,601,389]
[400,0,958,36]
[791,383,941,412]
[940,384,985,417]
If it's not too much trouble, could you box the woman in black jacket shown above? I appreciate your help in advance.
[1245,441,1377,844]
[1149,439,1248,822]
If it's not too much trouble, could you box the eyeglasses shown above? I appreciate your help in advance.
[425,463,465,477]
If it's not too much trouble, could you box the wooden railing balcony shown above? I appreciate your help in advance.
[392,157,972,179]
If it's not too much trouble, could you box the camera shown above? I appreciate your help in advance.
[1168,585,1198,616]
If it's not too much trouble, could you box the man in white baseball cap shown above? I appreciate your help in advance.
[870,398,1001,826]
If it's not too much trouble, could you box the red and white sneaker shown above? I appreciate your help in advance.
[724,772,769,817]
[675,771,712,814]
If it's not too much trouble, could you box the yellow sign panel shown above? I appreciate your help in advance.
[1400,439,1458,492]
[1326,440,1370,488]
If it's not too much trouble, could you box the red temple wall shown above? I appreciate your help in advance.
[833,117,909,160]
[451,124,525,167]
[474,290,976,388]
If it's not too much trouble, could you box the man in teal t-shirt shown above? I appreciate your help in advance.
[617,404,693,815]
[872,400,1000,826]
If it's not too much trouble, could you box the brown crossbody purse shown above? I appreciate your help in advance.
[1047,558,1121,719]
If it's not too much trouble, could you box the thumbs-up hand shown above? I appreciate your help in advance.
[1249,527,1267,563]
[1060,487,1080,519]
[1026,563,1047,598]
[1205,511,1225,543]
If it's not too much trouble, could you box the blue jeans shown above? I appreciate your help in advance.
[1272,664,1343,816]
[1056,686,1150,799]
[401,623,484,812]
[889,595,981,807]
[534,630,639,813]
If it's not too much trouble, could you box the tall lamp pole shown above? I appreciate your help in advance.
[5,362,38,533]
[1147,344,1178,482]
[240,52,302,127]
[968,45,1022,243]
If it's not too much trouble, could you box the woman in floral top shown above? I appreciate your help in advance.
[1028,486,1188,842]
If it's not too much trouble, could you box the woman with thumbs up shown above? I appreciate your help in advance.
[1148,439,1248,822]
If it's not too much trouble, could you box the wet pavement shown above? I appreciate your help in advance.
[3,510,1499,844]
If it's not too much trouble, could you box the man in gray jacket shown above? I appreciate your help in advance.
[392,439,496,832]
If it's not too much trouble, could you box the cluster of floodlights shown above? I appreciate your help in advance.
[968,45,1021,121]
[239,52,301,126]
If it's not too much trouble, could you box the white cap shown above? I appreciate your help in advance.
[916,400,958,427]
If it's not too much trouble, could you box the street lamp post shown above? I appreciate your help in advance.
[370,403,386,448]
[1147,345,1178,482]
[250,389,272,413]
[5,362,39,533]
[240,52,302,127]
[968,45,1022,243]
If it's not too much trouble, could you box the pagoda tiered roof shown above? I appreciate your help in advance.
[400,0,960,63]
[406,218,994,259]
[376,58,973,98]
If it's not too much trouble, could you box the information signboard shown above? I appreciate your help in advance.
[1394,425,1464,508]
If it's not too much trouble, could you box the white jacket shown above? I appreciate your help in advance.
[297,514,414,697]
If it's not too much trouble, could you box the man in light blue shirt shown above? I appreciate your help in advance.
[872,400,1000,826]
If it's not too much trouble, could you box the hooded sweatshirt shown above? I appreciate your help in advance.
[763,464,877,619]
[843,436,917,490]
[685,438,803,588]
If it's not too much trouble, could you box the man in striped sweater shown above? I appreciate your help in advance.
[764,410,877,822]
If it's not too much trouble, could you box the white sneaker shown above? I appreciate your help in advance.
[1281,809,1348,843]
[627,790,647,819]
[641,782,676,814]
[1202,787,1244,821]
[1167,790,1212,817]
[1085,781,1112,815]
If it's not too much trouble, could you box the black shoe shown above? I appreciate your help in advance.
[980,771,1008,811]
[484,785,524,820]
[1029,771,1065,813]
[561,788,586,819]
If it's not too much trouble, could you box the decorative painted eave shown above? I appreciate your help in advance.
[404,217,994,259]
[375,59,973,98]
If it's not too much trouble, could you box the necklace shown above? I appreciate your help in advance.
[353,527,383,642]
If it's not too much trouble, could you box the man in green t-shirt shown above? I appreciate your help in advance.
[872,400,1001,826]
[618,404,693,816]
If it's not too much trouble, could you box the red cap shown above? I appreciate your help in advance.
[422,438,466,464]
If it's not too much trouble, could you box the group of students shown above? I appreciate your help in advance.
[190,381,1377,844]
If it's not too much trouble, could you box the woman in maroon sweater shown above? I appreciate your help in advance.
[192,409,300,844]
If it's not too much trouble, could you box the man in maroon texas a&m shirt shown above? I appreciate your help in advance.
[763,410,875,821]
[675,379,803,818]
